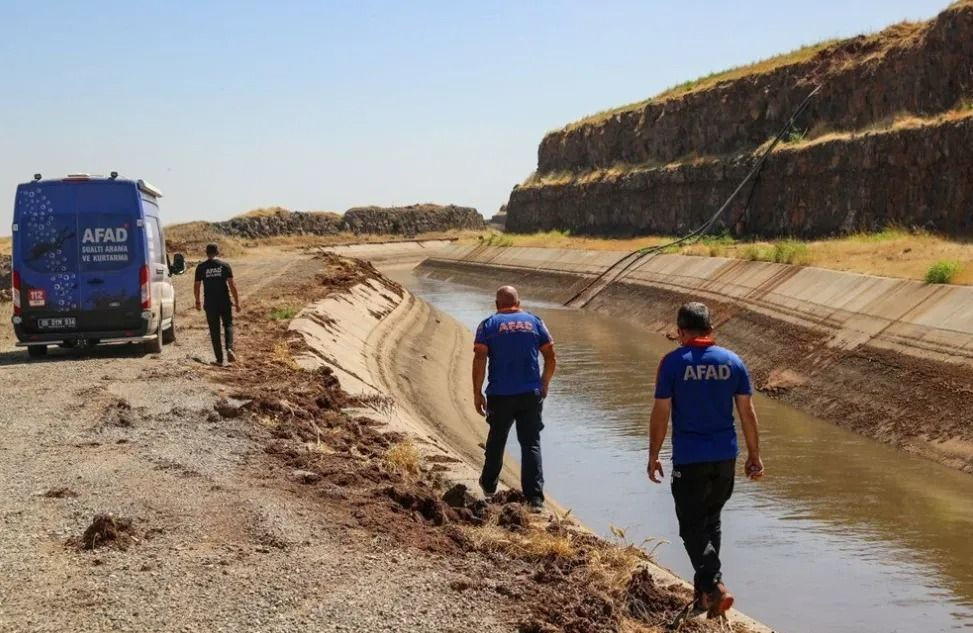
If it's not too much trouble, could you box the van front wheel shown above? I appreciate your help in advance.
[27,345,48,358]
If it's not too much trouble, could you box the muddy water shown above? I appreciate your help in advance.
[389,267,973,633]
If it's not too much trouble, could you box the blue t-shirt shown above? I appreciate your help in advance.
[654,339,752,466]
[474,310,553,396]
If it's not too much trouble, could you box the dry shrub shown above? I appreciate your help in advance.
[462,523,577,561]
[273,342,302,371]
[384,440,422,479]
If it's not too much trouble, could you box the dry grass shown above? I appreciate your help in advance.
[780,107,973,150]
[475,229,973,285]
[559,15,929,132]
[0,236,10,256]
[462,522,578,561]
[272,342,302,371]
[234,206,340,219]
[467,230,675,252]
[383,440,422,480]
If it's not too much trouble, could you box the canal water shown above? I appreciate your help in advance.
[389,266,973,633]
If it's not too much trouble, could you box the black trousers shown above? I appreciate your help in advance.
[479,392,545,501]
[205,304,234,362]
[671,459,736,593]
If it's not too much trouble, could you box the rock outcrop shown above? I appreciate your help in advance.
[488,206,508,230]
[213,211,343,239]
[507,1,973,238]
[210,205,485,240]
[342,204,485,236]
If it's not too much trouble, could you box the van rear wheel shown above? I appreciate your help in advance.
[145,321,164,354]
[162,317,176,345]
[27,345,48,358]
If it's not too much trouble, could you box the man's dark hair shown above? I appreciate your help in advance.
[205,243,219,257]
[677,302,712,333]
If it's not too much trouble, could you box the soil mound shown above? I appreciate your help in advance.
[78,513,136,550]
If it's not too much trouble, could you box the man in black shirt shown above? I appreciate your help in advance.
[194,244,240,365]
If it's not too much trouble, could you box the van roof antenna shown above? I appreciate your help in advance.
[110,171,119,180]
[33,173,42,181]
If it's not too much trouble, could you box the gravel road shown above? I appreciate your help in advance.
[0,251,511,633]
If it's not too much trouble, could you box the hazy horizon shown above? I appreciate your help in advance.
[0,0,948,236]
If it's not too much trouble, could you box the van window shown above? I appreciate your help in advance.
[145,216,164,265]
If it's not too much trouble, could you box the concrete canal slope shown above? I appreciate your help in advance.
[423,244,973,473]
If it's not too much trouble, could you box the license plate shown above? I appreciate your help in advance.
[37,317,77,330]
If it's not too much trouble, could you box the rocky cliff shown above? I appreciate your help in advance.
[211,205,484,240]
[507,1,973,238]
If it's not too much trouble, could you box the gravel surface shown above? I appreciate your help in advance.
[0,253,511,633]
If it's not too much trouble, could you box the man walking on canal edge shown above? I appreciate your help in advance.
[194,243,241,366]
[473,285,557,513]
[648,302,763,619]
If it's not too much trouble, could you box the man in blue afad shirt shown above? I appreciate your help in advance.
[473,286,557,513]
[648,302,764,619]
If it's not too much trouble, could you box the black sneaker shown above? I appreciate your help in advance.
[227,349,237,363]
[527,497,545,513]
[478,479,496,499]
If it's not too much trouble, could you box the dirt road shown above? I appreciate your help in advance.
[0,251,510,633]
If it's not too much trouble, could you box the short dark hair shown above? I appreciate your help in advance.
[205,243,219,256]
[677,302,712,332]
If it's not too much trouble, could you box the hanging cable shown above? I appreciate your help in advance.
[563,83,823,307]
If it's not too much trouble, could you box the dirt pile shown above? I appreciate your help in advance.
[77,513,137,550]
[217,253,723,633]
[508,1,973,238]
[342,204,485,236]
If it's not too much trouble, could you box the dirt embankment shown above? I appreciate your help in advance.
[421,245,973,475]
[507,1,973,237]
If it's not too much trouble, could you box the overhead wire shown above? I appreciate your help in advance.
[563,84,823,307]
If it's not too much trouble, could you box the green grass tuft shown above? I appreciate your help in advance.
[480,233,515,247]
[269,306,300,321]
[772,240,811,265]
[925,261,961,284]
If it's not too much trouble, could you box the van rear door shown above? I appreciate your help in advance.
[75,181,144,332]
[14,182,83,330]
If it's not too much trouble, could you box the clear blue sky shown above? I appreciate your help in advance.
[0,0,948,234]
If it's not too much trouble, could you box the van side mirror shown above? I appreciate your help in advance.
[169,253,187,276]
